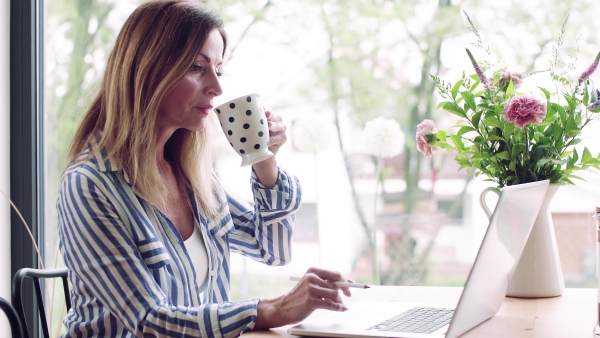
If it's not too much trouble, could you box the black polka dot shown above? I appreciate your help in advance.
[243,123,250,129]
[229,103,236,109]
[229,117,235,123]
[228,130,233,136]
[240,137,247,143]
[254,144,261,150]
[260,119,264,124]
[258,131,264,137]
[246,110,252,116]
[229,142,233,147]
[215,108,221,114]
[246,96,252,102]
[240,149,246,154]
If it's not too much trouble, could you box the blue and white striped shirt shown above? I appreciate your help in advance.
[57,143,302,337]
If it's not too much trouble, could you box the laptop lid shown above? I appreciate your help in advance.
[445,179,549,337]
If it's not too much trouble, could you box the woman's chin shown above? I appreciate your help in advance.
[186,120,207,132]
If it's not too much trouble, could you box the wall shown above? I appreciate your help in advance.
[0,0,11,336]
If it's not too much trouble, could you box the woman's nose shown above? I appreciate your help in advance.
[206,70,223,97]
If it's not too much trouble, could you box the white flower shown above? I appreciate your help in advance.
[361,117,404,158]
[292,117,332,153]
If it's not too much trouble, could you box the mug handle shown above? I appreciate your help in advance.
[479,187,501,221]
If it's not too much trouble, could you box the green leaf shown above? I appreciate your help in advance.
[470,80,480,92]
[504,122,515,136]
[564,94,577,112]
[434,142,455,151]
[450,134,465,150]
[491,151,510,160]
[442,102,467,118]
[527,170,538,181]
[451,80,463,100]
[506,79,514,97]
[557,105,567,124]
[568,174,587,182]
[457,126,476,136]
[538,86,551,100]
[472,111,483,129]
[460,91,477,112]
[486,135,505,142]
[436,130,447,142]
[582,147,593,162]
[483,117,503,129]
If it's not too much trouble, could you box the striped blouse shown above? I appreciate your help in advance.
[57,143,302,338]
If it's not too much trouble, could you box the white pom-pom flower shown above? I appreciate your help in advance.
[292,117,332,153]
[361,117,404,158]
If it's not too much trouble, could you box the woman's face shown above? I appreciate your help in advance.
[157,28,224,134]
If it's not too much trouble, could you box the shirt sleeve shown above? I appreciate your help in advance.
[57,168,258,338]
[226,168,302,266]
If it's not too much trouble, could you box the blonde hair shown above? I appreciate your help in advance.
[67,0,228,217]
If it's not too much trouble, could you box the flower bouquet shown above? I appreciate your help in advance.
[415,17,600,298]
[417,47,600,188]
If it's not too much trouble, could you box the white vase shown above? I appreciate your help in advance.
[479,183,564,298]
[506,184,564,298]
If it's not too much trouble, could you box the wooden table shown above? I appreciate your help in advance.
[241,286,599,337]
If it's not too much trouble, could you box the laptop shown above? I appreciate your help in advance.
[288,180,549,338]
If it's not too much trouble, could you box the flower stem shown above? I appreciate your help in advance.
[373,155,382,285]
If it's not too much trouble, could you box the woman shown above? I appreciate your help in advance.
[57,1,350,337]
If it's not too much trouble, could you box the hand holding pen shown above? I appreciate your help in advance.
[255,267,353,329]
[290,276,371,289]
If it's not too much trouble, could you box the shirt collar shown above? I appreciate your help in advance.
[89,133,133,184]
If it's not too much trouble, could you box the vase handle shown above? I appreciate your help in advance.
[479,187,501,221]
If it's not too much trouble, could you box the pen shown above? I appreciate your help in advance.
[289,276,371,289]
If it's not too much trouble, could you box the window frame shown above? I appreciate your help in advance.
[10,0,44,335]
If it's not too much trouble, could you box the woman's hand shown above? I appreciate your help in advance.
[254,267,351,330]
[252,110,286,188]
[265,110,287,156]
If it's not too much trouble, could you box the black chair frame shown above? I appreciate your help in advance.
[12,267,71,338]
[0,296,25,338]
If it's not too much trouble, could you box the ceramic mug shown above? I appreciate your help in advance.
[214,93,274,166]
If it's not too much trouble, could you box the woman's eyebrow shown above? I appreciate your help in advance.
[195,53,222,66]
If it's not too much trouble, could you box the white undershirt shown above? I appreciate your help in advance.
[183,223,209,292]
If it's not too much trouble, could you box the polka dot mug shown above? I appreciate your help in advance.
[214,93,274,166]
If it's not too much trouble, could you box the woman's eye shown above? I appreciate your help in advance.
[216,68,223,77]
[191,64,203,72]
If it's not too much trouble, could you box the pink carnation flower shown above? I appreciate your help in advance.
[502,96,547,128]
[416,119,438,157]
[498,71,523,89]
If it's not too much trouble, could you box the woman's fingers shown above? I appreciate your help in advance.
[308,295,348,312]
[301,269,354,305]
[270,268,354,326]
[265,110,287,152]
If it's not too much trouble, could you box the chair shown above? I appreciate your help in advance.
[0,297,25,338]
[12,268,71,338]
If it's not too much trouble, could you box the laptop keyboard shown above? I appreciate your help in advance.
[366,306,454,334]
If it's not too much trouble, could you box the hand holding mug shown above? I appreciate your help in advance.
[264,110,287,156]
